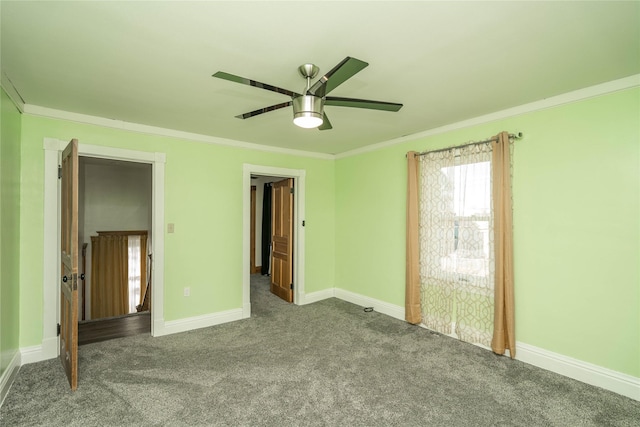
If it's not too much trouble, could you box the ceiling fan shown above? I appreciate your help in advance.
[212,56,402,130]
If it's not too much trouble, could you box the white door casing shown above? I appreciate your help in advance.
[242,164,306,318]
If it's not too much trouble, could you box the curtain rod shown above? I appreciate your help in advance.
[414,132,523,157]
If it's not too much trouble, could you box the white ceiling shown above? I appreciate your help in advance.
[2,1,638,155]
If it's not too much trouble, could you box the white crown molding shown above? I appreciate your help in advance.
[335,74,640,159]
[22,104,334,160]
[16,75,639,160]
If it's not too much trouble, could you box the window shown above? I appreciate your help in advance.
[407,131,515,356]
[419,144,494,347]
[440,159,491,278]
[128,235,142,313]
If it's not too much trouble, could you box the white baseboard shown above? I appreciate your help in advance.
[302,288,335,305]
[20,337,58,365]
[20,344,45,365]
[515,342,640,401]
[155,308,244,337]
[334,288,405,321]
[0,351,21,407]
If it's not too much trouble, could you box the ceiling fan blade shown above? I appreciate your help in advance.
[308,57,368,98]
[325,96,403,112]
[235,101,292,119]
[318,112,333,131]
[213,71,300,98]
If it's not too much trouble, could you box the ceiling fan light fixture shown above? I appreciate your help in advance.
[293,95,324,129]
[293,113,323,129]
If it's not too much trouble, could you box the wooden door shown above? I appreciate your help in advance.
[270,178,294,302]
[60,139,79,390]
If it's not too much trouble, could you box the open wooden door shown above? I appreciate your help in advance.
[270,178,294,302]
[60,139,79,390]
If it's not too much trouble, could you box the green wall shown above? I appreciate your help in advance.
[335,88,639,377]
[11,84,640,381]
[1,87,22,376]
[18,115,335,346]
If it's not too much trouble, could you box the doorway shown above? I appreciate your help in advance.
[77,156,152,344]
[250,176,295,303]
[242,164,306,318]
[41,139,166,363]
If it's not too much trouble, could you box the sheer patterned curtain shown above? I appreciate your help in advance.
[418,143,495,347]
[138,234,148,309]
[128,235,141,313]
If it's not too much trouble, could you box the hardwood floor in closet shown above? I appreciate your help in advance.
[78,312,151,346]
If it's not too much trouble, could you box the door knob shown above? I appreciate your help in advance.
[62,276,68,282]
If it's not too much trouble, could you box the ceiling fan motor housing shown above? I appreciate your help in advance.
[292,95,324,128]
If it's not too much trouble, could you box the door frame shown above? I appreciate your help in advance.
[242,164,305,317]
[41,138,166,361]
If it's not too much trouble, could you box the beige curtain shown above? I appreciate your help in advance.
[491,131,516,357]
[405,151,421,324]
[91,235,128,318]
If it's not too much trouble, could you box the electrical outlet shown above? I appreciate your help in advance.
[184,287,190,297]
[167,223,175,233]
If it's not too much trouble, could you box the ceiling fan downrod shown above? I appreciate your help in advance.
[298,63,319,93]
